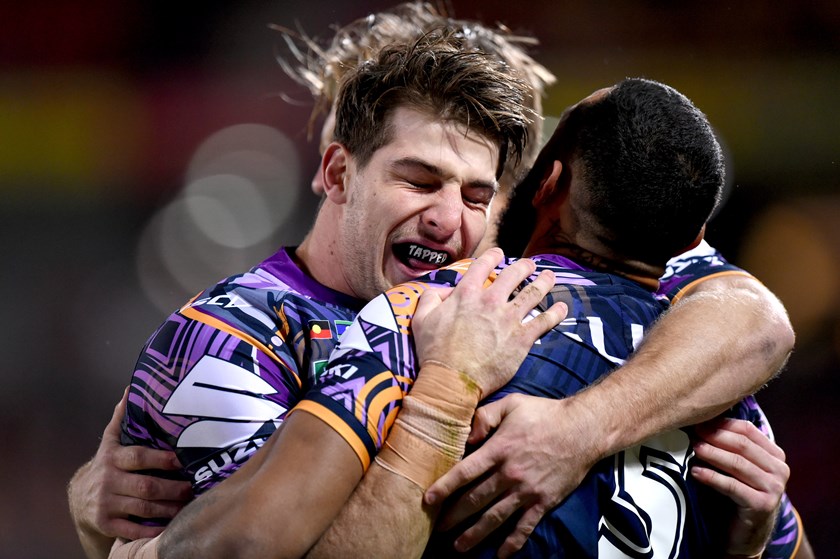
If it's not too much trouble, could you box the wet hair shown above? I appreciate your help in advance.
[331,30,532,178]
[498,78,725,266]
[274,1,555,186]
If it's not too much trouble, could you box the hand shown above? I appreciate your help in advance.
[691,417,788,558]
[412,247,567,399]
[68,389,193,550]
[425,393,601,558]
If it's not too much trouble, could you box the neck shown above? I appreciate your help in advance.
[296,207,353,296]
[523,224,663,291]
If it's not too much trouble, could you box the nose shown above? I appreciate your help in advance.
[420,185,463,240]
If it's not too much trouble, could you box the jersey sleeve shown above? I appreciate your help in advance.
[293,280,439,471]
[121,291,304,496]
[726,397,803,559]
[659,240,754,303]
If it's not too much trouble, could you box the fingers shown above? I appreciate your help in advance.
[497,505,545,559]
[459,247,506,289]
[113,472,193,502]
[488,255,537,296]
[522,300,567,341]
[101,388,183,473]
[437,475,504,532]
[413,288,446,329]
[468,399,508,445]
[696,417,783,458]
[692,419,788,511]
[111,444,182,473]
[695,419,788,479]
[113,494,188,521]
[108,518,166,541]
[452,495,519,552]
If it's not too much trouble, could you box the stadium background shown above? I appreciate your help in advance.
[0,1,837,556]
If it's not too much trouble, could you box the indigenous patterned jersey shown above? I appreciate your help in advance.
[304,253,801,558]
[121,247,364,495]
[662,239,753,304]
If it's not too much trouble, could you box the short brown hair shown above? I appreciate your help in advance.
[331,30,532,179]
[274,2,554,185]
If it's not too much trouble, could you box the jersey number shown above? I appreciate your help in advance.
[598,431,693,558]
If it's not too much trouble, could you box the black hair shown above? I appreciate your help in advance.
[498,78,724,266]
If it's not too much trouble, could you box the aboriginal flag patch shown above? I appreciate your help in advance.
[308,320,333,340]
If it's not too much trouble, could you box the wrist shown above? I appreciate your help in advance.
[375,394,472,490]
[410,360,481,421]
[566,386,622,462]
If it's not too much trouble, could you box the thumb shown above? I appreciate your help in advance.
[413,286,452,325]
[468,397,510,444]
[102,387,129,443]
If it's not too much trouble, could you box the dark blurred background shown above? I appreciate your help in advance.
[1,1,837,556]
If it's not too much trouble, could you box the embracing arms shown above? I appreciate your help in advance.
[108,249,564,559]
[68,392,192,559]
[427,273,796,554]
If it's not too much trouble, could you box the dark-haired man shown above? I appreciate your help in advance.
[296,79,804,558]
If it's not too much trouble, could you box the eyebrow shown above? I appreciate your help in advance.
[390,157,499,193]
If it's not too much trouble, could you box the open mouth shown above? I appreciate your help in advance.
[393,242,453,269]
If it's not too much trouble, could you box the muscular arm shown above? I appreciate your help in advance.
[307,366,472,559]
[592,274,793,453]
[113,249,563,559]
[428,274,796,554]
[159,412,363,559]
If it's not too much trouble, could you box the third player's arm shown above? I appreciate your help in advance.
[584,274,793,460]
[427,273,795,555]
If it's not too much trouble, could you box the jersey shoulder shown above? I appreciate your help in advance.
[660,240,753,301]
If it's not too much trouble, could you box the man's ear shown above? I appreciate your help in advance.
[320,142,350,204]
[532,160,564,208]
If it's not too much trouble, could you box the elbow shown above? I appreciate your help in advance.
[766,312,795,380]
[749,285,795,387]
[762,289,795,375]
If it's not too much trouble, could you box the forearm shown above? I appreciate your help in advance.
[157,412,362,559]
[309,364,478,558]
[307,461,438,559]
[581,276,794,458]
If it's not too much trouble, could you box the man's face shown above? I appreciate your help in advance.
[336,106,499,300]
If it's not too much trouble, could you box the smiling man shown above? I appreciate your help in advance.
[104,31,564,559]
[298,104,500,302]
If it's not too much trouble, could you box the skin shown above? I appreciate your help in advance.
[304,136,798,559]
[73,95,801,559]
[297,106,499,302]
[105,106,567,558]
[67,393,192,559]
[112,250,564,559]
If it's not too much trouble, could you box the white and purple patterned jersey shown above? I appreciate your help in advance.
[307,253,802,558]
[662,239,753,303]
[121,247,364,495]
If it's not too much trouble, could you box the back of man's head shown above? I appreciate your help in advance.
[331,30,532,178]
[499,78,724,267]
